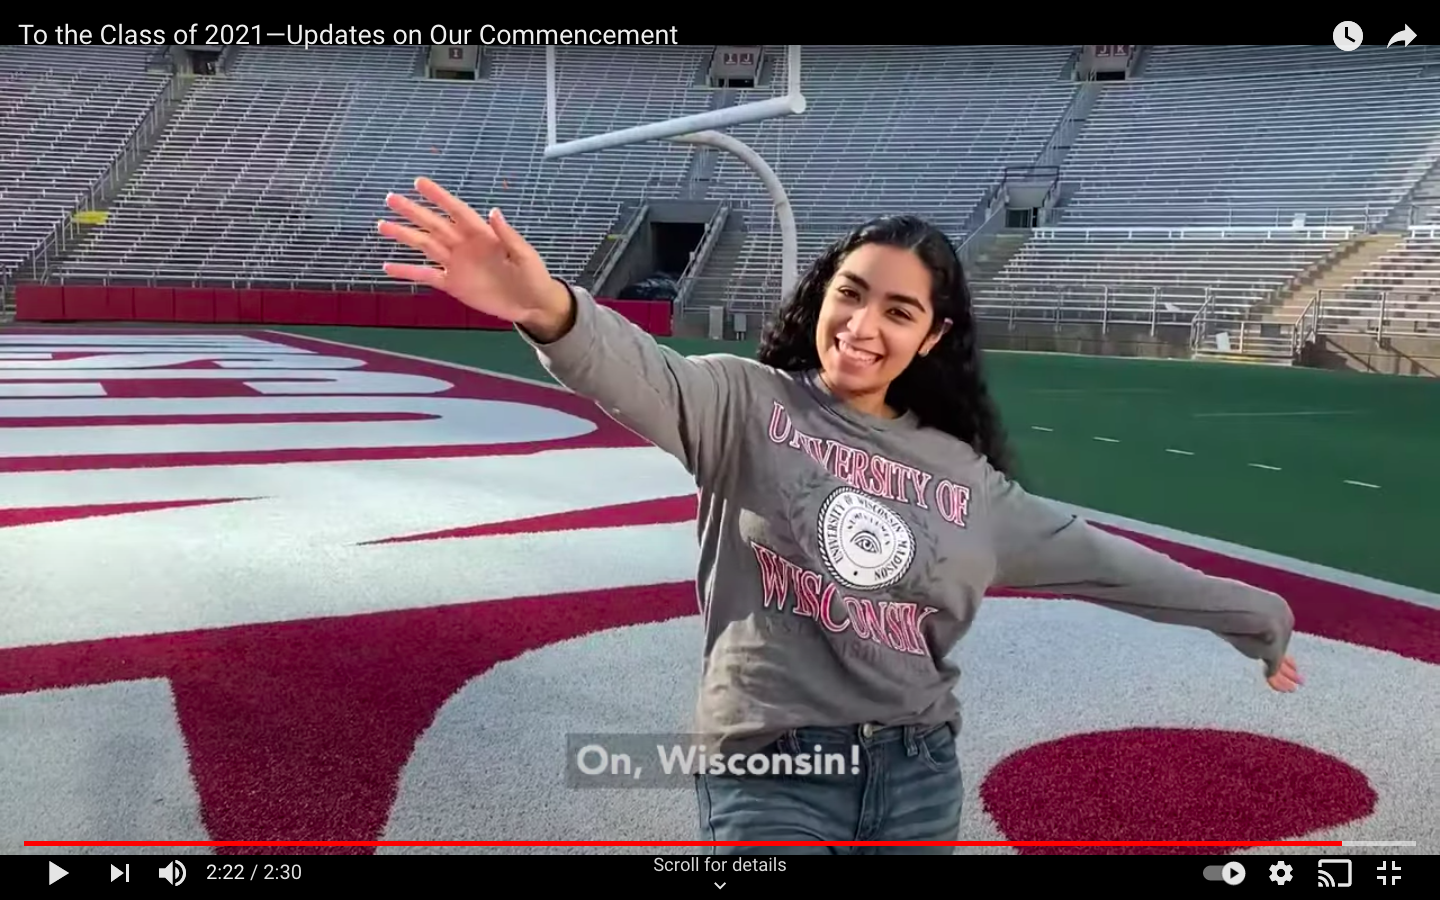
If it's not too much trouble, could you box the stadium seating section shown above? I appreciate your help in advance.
[3,43,1439,344]
[694,46,1079,311]
[1,46,172,287]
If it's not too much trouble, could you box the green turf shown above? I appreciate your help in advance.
[282,326,1440,593]
[982,353,1440,592]
[285,324,757,384]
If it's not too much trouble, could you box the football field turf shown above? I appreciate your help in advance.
[3,325,1435,858]
[282,325,1440,594]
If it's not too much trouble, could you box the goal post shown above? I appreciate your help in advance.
[542,44,806,299]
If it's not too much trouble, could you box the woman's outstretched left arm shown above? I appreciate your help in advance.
[985,466,1301,690]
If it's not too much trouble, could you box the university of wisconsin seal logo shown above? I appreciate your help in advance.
[817,487,916,591]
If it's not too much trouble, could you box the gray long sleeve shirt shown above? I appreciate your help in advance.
[521,283,1295,754]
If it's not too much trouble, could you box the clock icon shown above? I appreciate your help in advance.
[1334,21,1364,51]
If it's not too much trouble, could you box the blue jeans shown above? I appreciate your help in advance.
[694,722,962,855]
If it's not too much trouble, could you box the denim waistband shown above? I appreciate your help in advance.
[776,722,952,755]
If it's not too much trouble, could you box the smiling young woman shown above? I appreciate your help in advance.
[377,177,1302,855]
[812,243,948,419]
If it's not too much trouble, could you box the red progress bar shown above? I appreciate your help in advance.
[26,840,1346,847]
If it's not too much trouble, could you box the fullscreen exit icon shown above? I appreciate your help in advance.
[1376,860,1401,885]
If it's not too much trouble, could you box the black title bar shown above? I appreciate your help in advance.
[9,18,1434,47]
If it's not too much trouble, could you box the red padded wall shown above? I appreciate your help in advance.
[11,284,670,336]
[14,285,64,320]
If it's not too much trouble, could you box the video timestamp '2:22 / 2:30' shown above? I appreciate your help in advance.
[206,862,303,881]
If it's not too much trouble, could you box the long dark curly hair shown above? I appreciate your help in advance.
[755,215,1017,478]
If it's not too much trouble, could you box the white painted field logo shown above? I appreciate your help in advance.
[818,487,915,590]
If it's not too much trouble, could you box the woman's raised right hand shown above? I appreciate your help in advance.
[378,177,574,341]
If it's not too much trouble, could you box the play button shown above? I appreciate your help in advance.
[48,861,67,885]
[1222,861,1246,885]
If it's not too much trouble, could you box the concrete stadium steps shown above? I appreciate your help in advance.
[966,231,1032,285]
[1383,149,1440,229]
[1318,227,1440,335]
[1347,229,1440,296]
[1261,232,1410,326]
[1412,162,1440,223]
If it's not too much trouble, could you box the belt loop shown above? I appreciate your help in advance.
[781,729,800,756]
[903,724,919,757]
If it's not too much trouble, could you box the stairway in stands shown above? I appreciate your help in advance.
[40,74,199,278]
[1190,232,1407,365]
[966,231,1031,285]
[1263,232,1408,325]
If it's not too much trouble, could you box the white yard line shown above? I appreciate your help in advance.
[1192,409,1363,418]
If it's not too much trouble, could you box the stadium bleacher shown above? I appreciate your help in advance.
[692,45,1080,312]
[0,46,173,286]
[1139,44,1440,78]
[1317,225,1440,334]
[1051,64,1440,229]
[53,45,715,288]
[975,46,1440,346]
[972,226,1354,330]
[4,42,1439,365]
[226,45,426,81]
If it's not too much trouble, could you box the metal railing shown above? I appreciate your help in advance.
[973,282,1250,336]
[1051,204,1380,231]
[673,270,1276,339]
[673,204,730,311]
[1028,223,1356,241]
[588,203,650,294]
[1307,288,1440,340]
[956,194,1008,270]
[1031,79,1097,172]
[1291,294,1320,358]
[1190,292,1215,351]
[675,275,779,317]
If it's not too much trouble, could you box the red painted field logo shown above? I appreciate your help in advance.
[0,329,645,473]
[1,329,1435,856]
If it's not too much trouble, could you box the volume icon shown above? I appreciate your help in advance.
[159,860,187,885]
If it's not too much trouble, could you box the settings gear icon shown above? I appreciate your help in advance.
[1269,861,1294,885]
